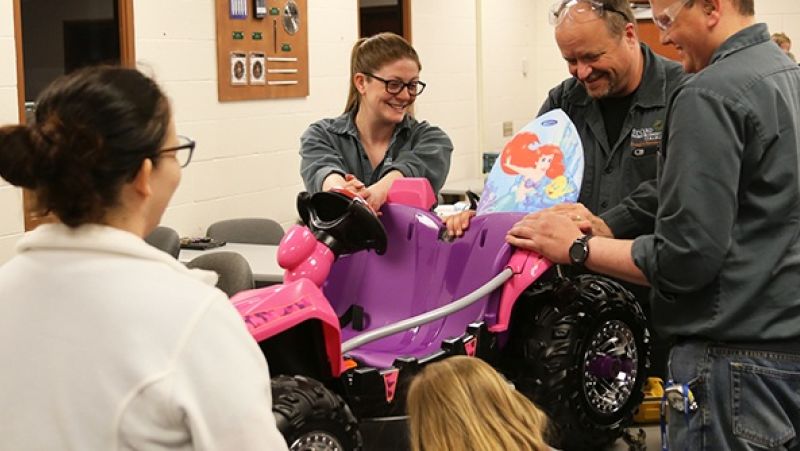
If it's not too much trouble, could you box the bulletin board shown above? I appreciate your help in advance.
[215,0,309,101]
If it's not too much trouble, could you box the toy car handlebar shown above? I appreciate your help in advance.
[297,191,388,256]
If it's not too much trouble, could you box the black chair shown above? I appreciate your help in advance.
[144,226,180,259]
[185,251,254,297]
[206,217,285,245]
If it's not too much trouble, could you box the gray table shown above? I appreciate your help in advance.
[179,243,283,283]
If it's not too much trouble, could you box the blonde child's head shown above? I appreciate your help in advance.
[407,356,550,451]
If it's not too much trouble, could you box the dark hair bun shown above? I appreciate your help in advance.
[0,66,170,227]
[0,125,40,189]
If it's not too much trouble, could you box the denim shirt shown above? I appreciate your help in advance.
[632,24,800,341]
[538,44,687,238]
[299,111,453,195]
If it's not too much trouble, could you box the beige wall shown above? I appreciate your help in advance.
[413,0,479,182]
[0,0,24,263]
[478,0,563,155]
[758,0,800,47]
[1,0,800,263]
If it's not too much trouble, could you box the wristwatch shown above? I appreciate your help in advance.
[568,234,593,268]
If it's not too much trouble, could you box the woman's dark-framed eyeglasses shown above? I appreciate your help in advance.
[158,135,195,168]
[549,0,629,26]
[364,73,427,96]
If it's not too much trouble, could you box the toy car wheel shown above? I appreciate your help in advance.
[272,375,363,451]
[504,274,650,451]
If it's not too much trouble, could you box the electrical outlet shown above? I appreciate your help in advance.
[502,121,513,137]
[482,152,499,173]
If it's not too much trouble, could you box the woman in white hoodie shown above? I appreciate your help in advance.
[0,66,287,451]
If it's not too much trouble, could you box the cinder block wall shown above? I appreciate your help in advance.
[0,0,797,262]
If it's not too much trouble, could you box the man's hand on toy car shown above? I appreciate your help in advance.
[442,202,609,240]
[443,210,476,238]
[547,203,613,237]
[506,211,582,264]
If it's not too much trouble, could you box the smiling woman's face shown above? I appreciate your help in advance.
[357,57,420,126]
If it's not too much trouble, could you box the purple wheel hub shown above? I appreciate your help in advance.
[587,355,633,380]
[582,320,639,414]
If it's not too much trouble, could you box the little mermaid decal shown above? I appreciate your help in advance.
[477,109,583,215]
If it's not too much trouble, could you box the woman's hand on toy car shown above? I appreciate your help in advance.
[506,211,582,264]
[364,170,404,212]
[443,210,476,238]
[323,173,370,198]
[364,184,389,213]
[341,174,372,201]
[547,203,613,237]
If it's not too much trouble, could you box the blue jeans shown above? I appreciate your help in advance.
[667,340,800,450]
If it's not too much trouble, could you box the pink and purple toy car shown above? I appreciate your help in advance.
[230,178,649,451]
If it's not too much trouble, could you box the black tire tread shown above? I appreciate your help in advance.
[272,375,363,451]
[507,274,650,450]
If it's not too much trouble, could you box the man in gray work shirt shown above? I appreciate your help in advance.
[446,0,687,240]
[538,0,686,240]
[508,0,800,448]
[446,0,686,377]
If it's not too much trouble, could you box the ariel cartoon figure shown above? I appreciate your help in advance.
[484,131,565,212]
[476,108,583,216]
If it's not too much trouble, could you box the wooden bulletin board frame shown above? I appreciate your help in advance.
[215,0,309,101]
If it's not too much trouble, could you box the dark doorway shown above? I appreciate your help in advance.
[63,19,120,74]
[20,0,120,102]
[14,0,134,231]
[359,0,411,41]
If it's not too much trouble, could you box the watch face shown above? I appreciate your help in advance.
[569,239,588,264]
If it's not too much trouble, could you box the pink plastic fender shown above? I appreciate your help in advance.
[386,177,437,210]
[231,279,344,377]
[488,249,553,333]
[277,225,334,287]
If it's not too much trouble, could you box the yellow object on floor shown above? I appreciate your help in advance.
[633,377,664,424]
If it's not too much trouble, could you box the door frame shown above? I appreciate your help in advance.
[13,0,136,230]
[402,0,411,43]
[359,0,412,43]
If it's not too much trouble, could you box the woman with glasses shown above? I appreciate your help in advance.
[0,67,287,450]
[300,32,453,211]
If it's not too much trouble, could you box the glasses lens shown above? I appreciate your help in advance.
[385,80,405,94]
[572,1,602,22]
[176,147,190,167]
[176,136,194,168]
[550,0,603,26]
[654,0,687,31]
[549,2,565,25]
